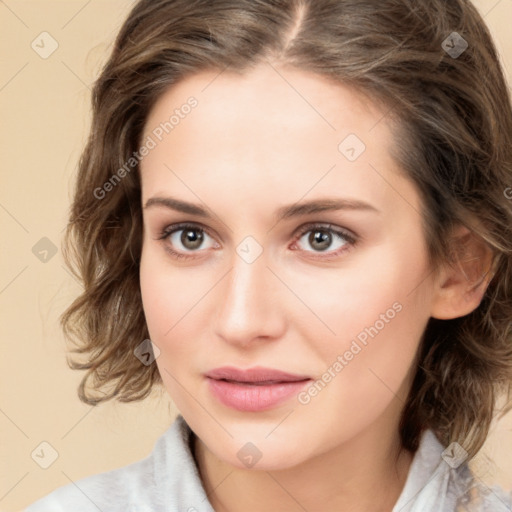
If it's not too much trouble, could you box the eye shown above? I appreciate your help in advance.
[157,222,357,261]
[291,223,356,258]
[157,222,218,260]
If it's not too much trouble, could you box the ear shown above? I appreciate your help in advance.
[430,225,495,320]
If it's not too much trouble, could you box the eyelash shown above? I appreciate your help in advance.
[156,222,358,261]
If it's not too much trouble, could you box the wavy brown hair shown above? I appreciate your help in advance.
[61,0,512,458]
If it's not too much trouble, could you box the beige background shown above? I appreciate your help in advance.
[1,1,511,510]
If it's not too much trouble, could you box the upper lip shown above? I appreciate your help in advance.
[205,366,311,383]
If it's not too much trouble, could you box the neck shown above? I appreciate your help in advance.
[193,418,414,512]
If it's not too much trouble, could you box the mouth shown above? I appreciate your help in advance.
[216,379,304,386]
[205,366,313,412]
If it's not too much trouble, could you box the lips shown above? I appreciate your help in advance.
[205,366,311,383]
[205,366,312,412]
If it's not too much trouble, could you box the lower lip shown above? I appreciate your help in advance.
[207,378,311,412]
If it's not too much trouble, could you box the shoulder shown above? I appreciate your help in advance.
[446,463,512,512]
[394,429,512,512]
[24,415,212,512]
[24,456,154,512]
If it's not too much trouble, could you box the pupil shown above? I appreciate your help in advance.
[182,229,203,249]
[310,230,331,251]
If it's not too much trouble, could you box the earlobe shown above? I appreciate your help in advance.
[430,226,495,320]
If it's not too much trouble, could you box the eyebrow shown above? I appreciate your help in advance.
[143,196,380,221]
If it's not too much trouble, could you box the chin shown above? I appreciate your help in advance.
[200,423,314,471]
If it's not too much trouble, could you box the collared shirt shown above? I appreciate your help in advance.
[25,415,512,512]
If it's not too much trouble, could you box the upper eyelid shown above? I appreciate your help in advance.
[158,221,357,246]
[295,222,356,240]
[158,222,217,241]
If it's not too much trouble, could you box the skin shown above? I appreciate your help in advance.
[138,62,490,512]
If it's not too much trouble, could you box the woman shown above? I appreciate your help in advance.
[26,0,512,510]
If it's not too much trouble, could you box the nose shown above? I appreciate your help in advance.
[213,248,287,348]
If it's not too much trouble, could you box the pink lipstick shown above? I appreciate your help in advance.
[205,366,312,412]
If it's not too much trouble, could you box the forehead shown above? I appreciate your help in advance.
[140,63,420,219]
[143,63,385,143]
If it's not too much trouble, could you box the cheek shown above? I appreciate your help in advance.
[296,237,431,406]
[139,245,218,360]
[139,253,169,338]
[306,303,425,437]
[297,236,431,351]
[139,249,202,412]
[140,244,185,349]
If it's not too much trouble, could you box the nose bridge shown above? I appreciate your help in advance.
[214,244,285,344]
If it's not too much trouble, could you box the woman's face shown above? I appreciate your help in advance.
[139,63,435,469]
